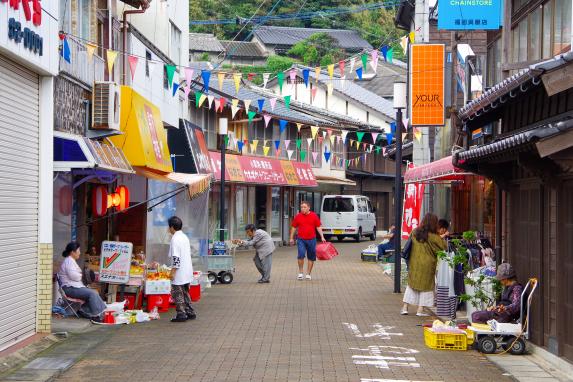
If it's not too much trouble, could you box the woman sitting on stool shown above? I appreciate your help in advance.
[58,242,107,322]
[472,263,523,324]
[377,225,395,260]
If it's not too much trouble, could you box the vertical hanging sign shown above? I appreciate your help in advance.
[410,44,445,126]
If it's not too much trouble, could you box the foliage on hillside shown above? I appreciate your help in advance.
[189,1,405,60]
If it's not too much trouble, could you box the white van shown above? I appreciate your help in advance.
[320,195,377,242]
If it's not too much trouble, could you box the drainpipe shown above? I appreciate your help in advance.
[122,1,150,85]
[495,184,502,261]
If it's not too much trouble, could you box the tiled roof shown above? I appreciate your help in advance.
[189,33,224,53]
[252,26,372,51]
[355,59,407,98]
[221,41,267,58]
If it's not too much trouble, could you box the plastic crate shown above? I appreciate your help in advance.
[423,327,468,351]
[361,253,377,262]
[206,255,234,271]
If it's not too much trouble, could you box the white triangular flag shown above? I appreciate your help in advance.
[284,139,291,149]
[287,149,295,160]
[207,95,214,109]
[327,83,333,96]
[307,138,313,148]
[342,130,348,142]
[243,99,251,111]
[214,98,221,112]
[349,57,356,73]
[263,73,270,88]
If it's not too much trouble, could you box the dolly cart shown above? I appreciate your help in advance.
[471,278,538,355]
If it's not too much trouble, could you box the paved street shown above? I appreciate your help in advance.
[55,242,511,382]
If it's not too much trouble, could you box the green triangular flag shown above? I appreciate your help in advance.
[224,135,229,148]
[346,159,351,168]
[195,91,202,108]
[284,95,291,109]
[361,53,368,72]
[278,72,284,93]
[166,65,176,88]
[248,110,256,123]
[356,132,365,143]
[300,150,307,162]
[296,139,302,150]
[375,146,381,154]
[387,48,394,63]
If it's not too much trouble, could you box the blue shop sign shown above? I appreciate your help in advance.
[438,0,503,30]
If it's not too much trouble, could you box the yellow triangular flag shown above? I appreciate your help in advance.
[327,64,334,79]
[233,73,242,93]
[400,35,409,55]
[106,50,118,75]
[217,72,225,91]
[311,126,319,139]
[402,132,407,141]
[327,84,334,96]
[231,99,240,118]
[314,67,321,82]
[296,123,303,132]
[244,99,251,111]
[356,140,360,150]
[198,94,207,107]
[252,140,259,152]
[414,128,422,142]
[86,43,97,62]
[263,146,270,156]
[409,31,415,43]
[232,98,239,108]
[329,135,335,146]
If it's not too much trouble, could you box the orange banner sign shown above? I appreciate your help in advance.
[410,44,445,126]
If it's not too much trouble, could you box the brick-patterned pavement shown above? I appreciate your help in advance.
[55,242,512,382]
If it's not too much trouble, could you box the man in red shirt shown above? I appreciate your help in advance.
[290,201,326,280]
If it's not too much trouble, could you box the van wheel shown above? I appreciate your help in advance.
[355,228,362,242]
[369,227,376,241]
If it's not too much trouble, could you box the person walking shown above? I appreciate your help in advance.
[289,201,326,280]
[233,224,275,283]
[167,216,196,323]
[401,213,446,316]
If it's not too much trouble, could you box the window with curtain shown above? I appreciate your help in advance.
[78,0,91,41]
[170,22,182,64]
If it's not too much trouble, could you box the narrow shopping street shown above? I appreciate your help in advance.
[53,242,510,382]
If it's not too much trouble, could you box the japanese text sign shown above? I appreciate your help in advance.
[410,44,445,126]
[99,241,133,284]
[438,0,502,30]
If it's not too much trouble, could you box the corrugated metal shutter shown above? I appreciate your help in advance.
[0,54,40,350]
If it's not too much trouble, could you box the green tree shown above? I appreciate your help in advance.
[287,33,344,66]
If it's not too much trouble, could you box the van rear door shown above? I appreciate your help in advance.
[321,196,357,234]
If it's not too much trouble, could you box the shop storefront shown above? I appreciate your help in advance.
[0,0,59,349]
[209,151,317,243]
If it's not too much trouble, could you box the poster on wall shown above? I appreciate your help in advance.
[438,0,503,30]
[99,241,133,284]
[402,182,425,240]
[410,44,445,126]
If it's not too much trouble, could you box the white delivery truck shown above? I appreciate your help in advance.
[320,195,377,242]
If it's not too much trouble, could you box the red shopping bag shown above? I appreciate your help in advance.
[316,242,339,260]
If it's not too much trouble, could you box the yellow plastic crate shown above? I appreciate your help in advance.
[424,327,468,351]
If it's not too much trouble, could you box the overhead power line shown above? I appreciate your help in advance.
[189,1,399,25]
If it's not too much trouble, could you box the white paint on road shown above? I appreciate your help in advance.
[343,323,404,339]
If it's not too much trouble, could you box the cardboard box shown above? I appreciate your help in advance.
[145,280,171,295]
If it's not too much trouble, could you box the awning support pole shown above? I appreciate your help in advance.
[495,183,502,261]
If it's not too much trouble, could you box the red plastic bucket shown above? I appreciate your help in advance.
[147,294,170,312]
[189,284,201,302]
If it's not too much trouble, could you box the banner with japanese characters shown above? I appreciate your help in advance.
[402,182,425,240]
[99,241,133,284]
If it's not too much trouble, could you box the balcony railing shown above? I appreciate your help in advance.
[59,35,106,87]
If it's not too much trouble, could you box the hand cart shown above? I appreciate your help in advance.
[205,240,237,285]
[470,278,538,355]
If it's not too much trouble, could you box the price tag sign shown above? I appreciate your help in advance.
[99,241,133,284]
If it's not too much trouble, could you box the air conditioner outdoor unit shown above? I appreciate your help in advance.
[92,81,120,130]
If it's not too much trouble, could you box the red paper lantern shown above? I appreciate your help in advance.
[92,186,108,217]
[58,185,72,216]
[115,185,130,211]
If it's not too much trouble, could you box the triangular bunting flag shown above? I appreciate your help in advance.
[284,139,291,149]
[387,48,394,63]
[289,68,297,82]
[349,57,356,73]
[61,37,71,63]
[296,139,302,150]
[370,58,378,72]
[302,69,310,87]
[214,98,221,112]
[198,94,207,107]
[106,49,118,75]
[311,88,318,101]
[274,140,280,150]
[356,67,363,80]
[314,67,321,82]
[403,118,410,130]
[284,95,291,109]
[277,72,284,93]
[224,136,229,148]
[400,35,409,55]
[263,73,270,88]
[233,73,241,93]
[381,46,389,61]
[195,92,202,108]
[165,64,176,89]
[326,128,332,137]
[327,84,333,96]
[409,31,416,43]
[248,110,256,123]
[355,140,360,150]
[263,114,272,128]
[279,120,288,134]
[207,95,214,109]
[371,50,378,65]
[386,132,394,144]
[185,68,194,87]
[252,140,259,152]
[275,148,281,158]
[243,140,249,153]
[217,72,225,90]
[414,127,422,142]
[361,53,368,72]
[128,55,138,81]
[300,150,307,162]
[371,132,379,143]
[85,43,96,62]
[263,146,270,156]
[296,123,303,133]
[247,72,256,81]
[327,64,334,79]
[237,140,244,152]
[184,86,191,99]
[390,121,397,134]
[312,151,319,163]
[257,99,265,111]
[307,138,313,148]
[269,98,277,111]
[329,135,335,146]
[403,132,407,141]
[172,83,180,97]
[219,97,227,112]
[342,130,348,142]
[201,70,211,92]
[375,146,381,154]
[339,60,345,76]
[243,99,251,111]
[356,132,365,143]
[324,151,331,162]
[287,149,295,160]
[231,100,240,118]
[311,126,319,139]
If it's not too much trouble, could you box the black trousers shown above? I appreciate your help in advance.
[171,284,195,316]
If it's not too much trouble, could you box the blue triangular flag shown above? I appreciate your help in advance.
[61,37,71,63]
[390,121,396,134]
[274,140,280,150]
[324,151,331,162]
[257,99,265,111]
[201,70,211,93]
[302,69,310,88]
[279,119,287,133]
[386,132,394,145]
[356,67,363,80]
[238,140,244,152]
[172,83,180,97]
[381,46,390,61]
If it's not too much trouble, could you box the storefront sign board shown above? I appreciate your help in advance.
[438,0,502,30]
[239,156,286,184]
[181,120,212,174]
[410,44,445,126]
[280,161,300,185]
[402,182,425,240]
[292,162,318,186]
[99,241,133,284]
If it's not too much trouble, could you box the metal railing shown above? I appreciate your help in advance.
[59,35,106,86]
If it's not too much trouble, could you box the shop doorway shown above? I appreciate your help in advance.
[255,186,267,232]
[282,188,292,243]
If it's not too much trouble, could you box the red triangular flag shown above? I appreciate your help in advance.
[311,88,318,101]
[128,55,138,81]
[339,60,345,76]
[247,72,256,81]
[219,97,227,112]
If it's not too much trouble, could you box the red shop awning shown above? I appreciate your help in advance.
[404,156,472,184]
[209,152,318,187]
